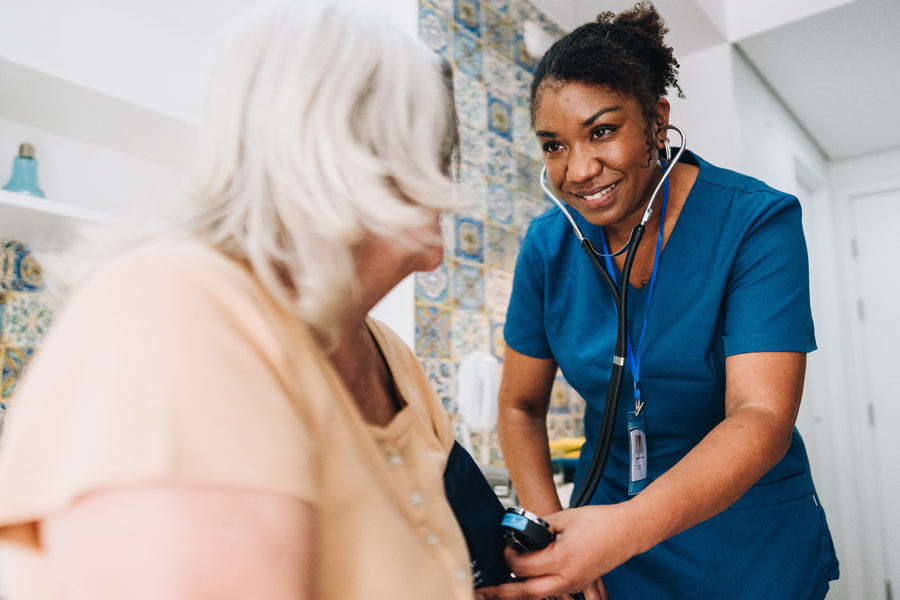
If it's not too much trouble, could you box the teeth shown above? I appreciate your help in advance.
[581,183,616,200]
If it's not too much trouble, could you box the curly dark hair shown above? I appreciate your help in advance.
[530,1,683,160]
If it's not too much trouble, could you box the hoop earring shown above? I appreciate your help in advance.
[657,136,672,168]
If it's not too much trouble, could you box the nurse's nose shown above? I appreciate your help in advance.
[565,144,602,185]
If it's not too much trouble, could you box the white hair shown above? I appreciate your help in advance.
[188,0,462,347]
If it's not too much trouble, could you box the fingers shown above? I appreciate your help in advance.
[504,546,555,580]
[476,575,573,600]
[581,579,608,600]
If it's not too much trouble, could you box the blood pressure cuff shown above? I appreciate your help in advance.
[443,440,510,588]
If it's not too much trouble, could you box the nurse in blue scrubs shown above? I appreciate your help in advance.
[479,3,839,600]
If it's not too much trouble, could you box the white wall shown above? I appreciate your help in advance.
[732,52,828,191]
[725,0,859,41]
[830,146,900,189]
[0,0,205,124]
[668,43,739,170]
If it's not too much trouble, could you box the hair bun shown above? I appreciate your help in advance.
[604,1,668,48]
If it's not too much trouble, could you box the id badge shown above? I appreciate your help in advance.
[627,410,647,495]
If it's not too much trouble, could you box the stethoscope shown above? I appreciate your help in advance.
[539,125,686,509]
[499,126,686,598]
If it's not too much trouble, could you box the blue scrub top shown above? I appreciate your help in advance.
[505,152,839,599]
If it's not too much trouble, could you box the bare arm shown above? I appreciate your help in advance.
[497,347,561,516]
[482,351,806,600]
[42,485,315,600]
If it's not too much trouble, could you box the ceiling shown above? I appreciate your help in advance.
[738,0,900,159]
[532,0,900,161]
[106,0,899,162]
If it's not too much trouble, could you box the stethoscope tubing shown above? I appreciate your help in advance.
[537,126,686,509]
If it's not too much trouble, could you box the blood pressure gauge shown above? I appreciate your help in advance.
[500,507,555,553]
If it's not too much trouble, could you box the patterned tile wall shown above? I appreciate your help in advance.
[417,0,585,464]
[0,240,52,436]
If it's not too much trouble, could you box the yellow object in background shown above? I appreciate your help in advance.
[548,437,585,459]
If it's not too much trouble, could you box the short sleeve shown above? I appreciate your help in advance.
[723,194,817,356]
[0,246,317,542]
[504,220,554,359]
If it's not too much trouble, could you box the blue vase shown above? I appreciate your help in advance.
[3,143,46,198]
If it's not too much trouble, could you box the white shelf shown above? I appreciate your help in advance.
[0,57,196,169]
[0,188,117,248]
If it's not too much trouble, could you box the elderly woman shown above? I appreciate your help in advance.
[0,2,474,599]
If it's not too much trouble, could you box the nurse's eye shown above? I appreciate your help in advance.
[542,141,564,153]
[591,127,614,140]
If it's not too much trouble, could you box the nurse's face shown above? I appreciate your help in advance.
[534,81,666,229]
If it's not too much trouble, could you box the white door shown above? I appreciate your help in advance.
[848,186,900,600]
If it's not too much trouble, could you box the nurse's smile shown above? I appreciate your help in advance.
[533,81,664,236]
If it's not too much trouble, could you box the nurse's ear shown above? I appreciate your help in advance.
[653,98,671,150]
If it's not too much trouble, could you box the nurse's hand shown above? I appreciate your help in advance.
[478,503,639,600]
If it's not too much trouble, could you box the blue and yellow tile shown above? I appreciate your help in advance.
[441,214,457,256]
[460,123,487,169]
[454,0,481,37]
[512,106,542,160]
[415,305,453,359]
[451,309,489,358]
[488,182,515,225]
[513,33,538,73]
[454,27,483,80]
[512,64,534,109]
[454,216,485,263]
[483,48,515,102]
[488,95,513,141]
[513,149,543,197]
[485,269,513,318]
[420,357,458,412]
[549,375,570,414]
[419,8,450,55]
[483,133,516,184]
[416,0,577,430]
[453,262,485,312]
[416,261,451,305]
[420,0,453,17]
[454,70,488,131]
[483,0,510,17]
[489,318,506,362]
[11,245,43,292]
[457,162,489,220]
[3,291,53,347]
[514,192,552,229]
[486,223,519,272]
[546,414,580,441]
[0,241,16,290]
[2,345,34,399]
[482,6,515,61]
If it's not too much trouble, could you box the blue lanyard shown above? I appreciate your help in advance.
[598,173,669,414]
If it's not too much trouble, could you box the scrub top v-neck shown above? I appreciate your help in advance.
[504,151,838,599]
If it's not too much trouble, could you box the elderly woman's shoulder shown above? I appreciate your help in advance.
[55,237,276,333]
[80,238,253,296]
